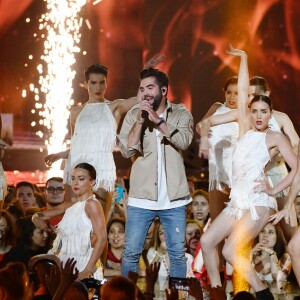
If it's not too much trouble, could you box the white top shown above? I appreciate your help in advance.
[64,102,117,191]
[49,196,103,279]
[128,126,191,209]
[208,104,239,191]
[225,130,277,220]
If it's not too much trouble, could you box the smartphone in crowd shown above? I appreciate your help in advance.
[115,186,124,203]
[169,277,190,291]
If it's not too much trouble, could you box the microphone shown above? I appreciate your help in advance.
[141,110,148,119]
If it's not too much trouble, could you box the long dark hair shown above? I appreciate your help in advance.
[255,223,285,259]
[249,95,272,111]
[223,76,238,91]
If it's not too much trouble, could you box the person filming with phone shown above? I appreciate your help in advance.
[118,67,194,280]
[106,180,128,222]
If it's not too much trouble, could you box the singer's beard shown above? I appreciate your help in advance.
[151,92,163,111]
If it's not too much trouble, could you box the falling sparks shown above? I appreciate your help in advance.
[92,0,103,5]
[85,18,92,30]
[32,0,87,176]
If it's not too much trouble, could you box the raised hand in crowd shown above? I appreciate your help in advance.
[187,277,203,300]
[165,286,179,300]
[52,258,79,300]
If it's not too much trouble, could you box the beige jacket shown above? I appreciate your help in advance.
[118,101,194,201]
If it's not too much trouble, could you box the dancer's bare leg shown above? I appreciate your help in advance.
[277,196,297,242]
[209,190,229,272]
[222,207,273,292]
[287,227,300,286]
[201,210,237,287]
[94,188,112,266]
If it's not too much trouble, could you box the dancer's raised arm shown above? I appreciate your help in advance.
[226,45,251,137]
[198,110,237,159]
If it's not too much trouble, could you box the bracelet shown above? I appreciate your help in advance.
[157,118,166,127]
[143,291,155,297]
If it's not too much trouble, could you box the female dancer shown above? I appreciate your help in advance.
[199,46,297,300]
[249,76,299,243]
[196,74,238,280]
[32,163,107,280]
[270,142,300,285]
[196,76,238,221]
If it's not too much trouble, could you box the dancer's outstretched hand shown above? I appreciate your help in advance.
[253,178,273,195]
[226,44,247,57]
[199,137,210,159]
[269,206,290,225]
[45,153,61,167]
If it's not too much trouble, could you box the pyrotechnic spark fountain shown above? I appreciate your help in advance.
[32,0,87,176]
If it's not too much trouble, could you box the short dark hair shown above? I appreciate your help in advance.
[84,64,108,81]
[45,177,63,188]
[16,181,34,193]
[140,68,169,89]
[74,163,97,180]
[249,95,272,111]
[249,76,271,93]
[223,76,238,91]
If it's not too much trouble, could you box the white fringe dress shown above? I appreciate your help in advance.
[64,102,117,192]
[50,196,103,279]
[208,104,239,191]
[224,130,277,221]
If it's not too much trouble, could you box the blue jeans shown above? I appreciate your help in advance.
[121,205,187,277]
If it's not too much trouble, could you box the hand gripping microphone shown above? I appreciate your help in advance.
[141,109,148,119]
